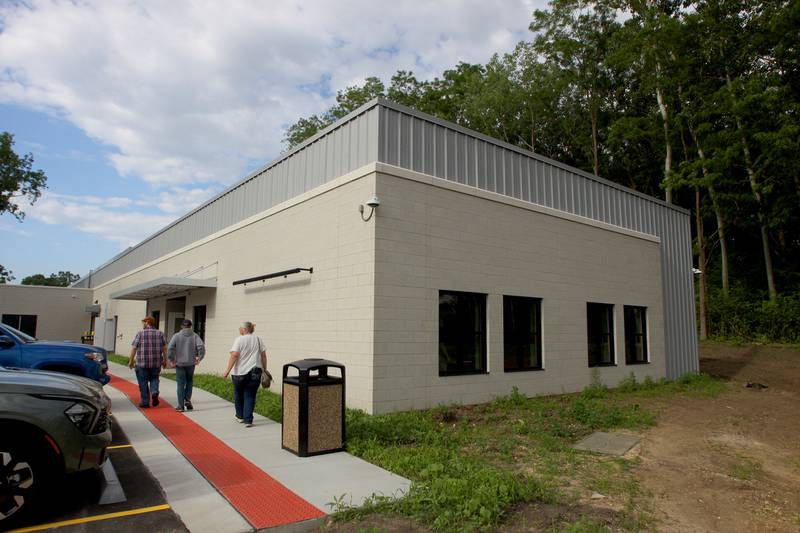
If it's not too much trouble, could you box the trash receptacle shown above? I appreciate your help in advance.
[282,358,345,457]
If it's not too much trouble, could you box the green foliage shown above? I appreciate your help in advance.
[107,352,128,365]
[21,271,80,287]
[280,0,800,338]
[708,288,800,343]
[107,355,723,532]
[0,264,13,284]
[0,132,48,221]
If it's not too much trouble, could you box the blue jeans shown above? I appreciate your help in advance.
[175,366,195,409]
[134,366,161,406]
[232,368,261,424]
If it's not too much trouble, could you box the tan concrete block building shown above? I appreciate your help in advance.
[72,99,697,414]
[0,285,94,342]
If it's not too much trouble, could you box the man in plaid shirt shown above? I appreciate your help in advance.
[128,316,167,407]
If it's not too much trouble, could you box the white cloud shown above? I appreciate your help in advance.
[157,186,220,214]
[22,192,175,247]
[0,0,542,191]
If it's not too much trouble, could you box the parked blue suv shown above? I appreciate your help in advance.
[0,324,109,385]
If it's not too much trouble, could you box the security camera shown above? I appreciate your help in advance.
[366,196,380,208]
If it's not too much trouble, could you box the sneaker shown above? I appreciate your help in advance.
[175,407,185,412]
[234,415,243,423]
[245,422,253,428]
[139,403,150,408]
[152,393,160,407]
[185,400,193,411]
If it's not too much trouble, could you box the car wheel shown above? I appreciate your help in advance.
[0,443,43,527]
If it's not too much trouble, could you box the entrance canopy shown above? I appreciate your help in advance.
[109,277,217,301]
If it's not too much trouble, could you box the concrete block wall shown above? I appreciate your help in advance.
[0,285,94,342]
[92,172,377,411]
[371,169,666,413]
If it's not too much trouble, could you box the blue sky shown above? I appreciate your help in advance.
[0,0,539,282]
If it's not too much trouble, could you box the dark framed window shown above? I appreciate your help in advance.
[587,303,615,366]
[193,305,207,341]
[624,306,648,364]
[503,296,543,371]
[2,314,37,338]
[151,310,160,330]
[439,291,487,376]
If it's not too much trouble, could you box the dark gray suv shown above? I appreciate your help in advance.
[0,366,112,527]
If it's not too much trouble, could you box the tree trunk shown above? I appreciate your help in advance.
[707,183,730,294]
[692,133,730,294]
[655,73,673,204]
[589,90,600,176]
[725,72,777,302]
[696,188,709,340]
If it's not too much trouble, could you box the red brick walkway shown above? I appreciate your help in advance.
[109,375,324,529]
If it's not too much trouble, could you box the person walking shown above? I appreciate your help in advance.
[167,318,205,412]
[128,316,167,408]
[223,321,266,427]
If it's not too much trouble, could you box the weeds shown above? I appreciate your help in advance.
[106,355,724,532]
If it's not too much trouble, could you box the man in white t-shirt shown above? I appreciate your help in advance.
[223,321,267,427]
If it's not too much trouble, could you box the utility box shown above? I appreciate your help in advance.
[281,358,345,457]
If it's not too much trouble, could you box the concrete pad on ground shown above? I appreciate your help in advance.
[108,362,411,516]
[572,431,641,456]
[106,385,252,533]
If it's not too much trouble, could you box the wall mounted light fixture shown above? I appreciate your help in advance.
[359,195,381,221]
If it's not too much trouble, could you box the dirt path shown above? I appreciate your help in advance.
[637,343,800,532]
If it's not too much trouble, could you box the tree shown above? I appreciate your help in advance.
[1,132,48,220]
[0,265,13,284]
[530,0,621,176]
[283,77,386,149]
[21,271,80,287]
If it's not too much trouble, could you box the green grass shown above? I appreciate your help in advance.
[107,352,129,365]
[107,353,723,532]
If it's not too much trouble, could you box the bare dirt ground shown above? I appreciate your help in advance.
[325,343,800,532]
[637,343,800,533]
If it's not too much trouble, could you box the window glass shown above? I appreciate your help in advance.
[504,296,542,371]
[587,303,615,366]
[193,305,207,341]
[439,291,487,376]
[624,306,648,364]
[1,314,37,339]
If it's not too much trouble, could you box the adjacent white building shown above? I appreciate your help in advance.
[69,98,697,414]
[0,285,95,342]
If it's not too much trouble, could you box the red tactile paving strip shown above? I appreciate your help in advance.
[109,374,324,529]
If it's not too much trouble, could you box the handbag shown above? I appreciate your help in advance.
[260,369,273,389]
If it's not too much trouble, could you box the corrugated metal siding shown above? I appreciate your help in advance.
[86,98,697,378]
[377,104,698,378]
[87,106,379,286]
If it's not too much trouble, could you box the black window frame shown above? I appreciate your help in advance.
[193,305,207,341]
[624,305,649,364]
[503,295,543,372]
[2,314,37,338]
[587,302,615,367]
[439,290,487,377]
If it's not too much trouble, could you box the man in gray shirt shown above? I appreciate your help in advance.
[167,319,205,411]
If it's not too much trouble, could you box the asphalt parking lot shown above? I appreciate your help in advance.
[4,417,186,533]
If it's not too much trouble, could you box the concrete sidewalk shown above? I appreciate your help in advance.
[106,362,410,532]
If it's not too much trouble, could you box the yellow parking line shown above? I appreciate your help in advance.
[107,444,133,450]
[8,504,171,532]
